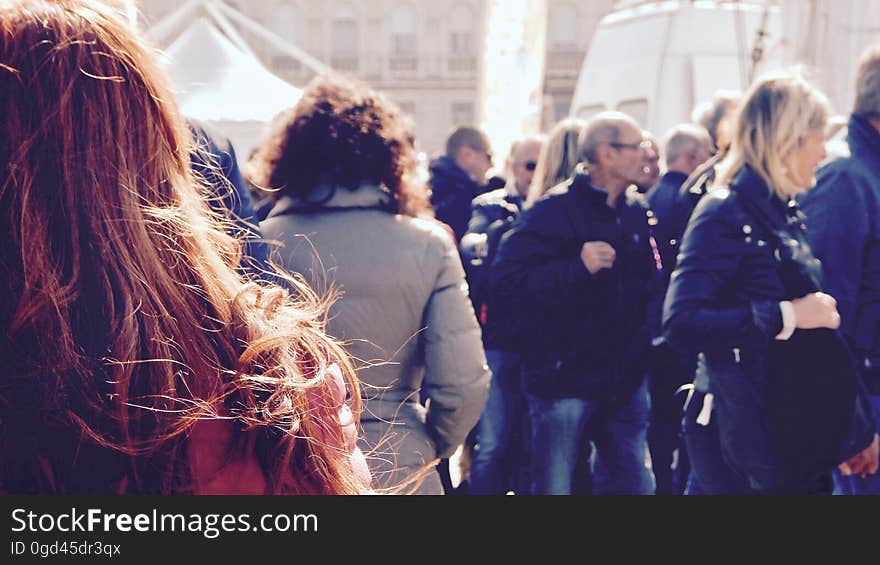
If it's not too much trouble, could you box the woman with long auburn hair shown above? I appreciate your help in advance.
[0,0,369,494]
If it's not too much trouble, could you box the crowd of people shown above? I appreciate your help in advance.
[2,0,879,495]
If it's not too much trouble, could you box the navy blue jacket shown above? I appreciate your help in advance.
[189,121,270,277]
[428,156,485,243]
[490,173,658,401]
[462,188,524,350]
[646,171,689,340]
[466,187,523,236]
[664,165,875,492]
[799,115,880,391]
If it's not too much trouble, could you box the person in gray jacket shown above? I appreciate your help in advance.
[252,75,490,494]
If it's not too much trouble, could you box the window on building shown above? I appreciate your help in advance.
[451,101,474,126]
[549,2,579,51]
[391,4,417,56]
[308,17,322,49]
[398,101,416,118]
[575,103,607,120]
[448,3,476,72]
[272,1,297,40]
[616,98,649,127]
[269,2,301,74]
[390,3,417,72]
[555,98,571,122]
[332,3,359,71]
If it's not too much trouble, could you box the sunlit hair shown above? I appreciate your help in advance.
[692,89,741,151]
[662,124,712,167]
[715,71,829,199]
[0,0,365,494]
[446,126,490,158]
[577,111,641,166]
[526,118,586,205]
[854,43,880,119]
[248,74,429,218]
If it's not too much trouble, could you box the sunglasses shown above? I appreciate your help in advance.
[609,140,653,152]
[516,160,537,171]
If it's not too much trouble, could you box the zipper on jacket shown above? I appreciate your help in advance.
[733,347,741,363]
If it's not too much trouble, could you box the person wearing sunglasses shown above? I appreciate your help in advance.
[429,126,495,244]
[461,135,545,495]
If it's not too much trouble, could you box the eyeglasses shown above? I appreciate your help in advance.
[609,140,652,151]
[517,160,537,171]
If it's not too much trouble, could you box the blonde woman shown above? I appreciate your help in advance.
[663,71,878,494]
[525,118,586,206]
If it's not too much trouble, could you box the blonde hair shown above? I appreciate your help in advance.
[715,71,829,199]
[526,118,587,205]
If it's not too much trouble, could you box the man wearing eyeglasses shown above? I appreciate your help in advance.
[462,135,544,495]
[429,126,496,244]
[490,112,659,495]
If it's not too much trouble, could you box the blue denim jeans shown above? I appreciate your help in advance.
[470,349,527,495]
[527,379,654,495]
[833,394,880,495]
[681,389,752,495]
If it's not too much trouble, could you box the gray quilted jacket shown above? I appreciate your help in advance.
[261,184,489,494]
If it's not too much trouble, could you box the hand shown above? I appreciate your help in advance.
[460,232,488,259]
[791,292,841,330]
[839,434,880,478]
[580,241,616,274]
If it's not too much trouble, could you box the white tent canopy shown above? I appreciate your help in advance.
[163,17,303,158]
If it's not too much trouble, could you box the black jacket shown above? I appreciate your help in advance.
[798,115,880,393]
[646,170,689,340]
[428,156,485,243]
[663,165,875,492]
[490,173,659,401]
[462,188,524,350]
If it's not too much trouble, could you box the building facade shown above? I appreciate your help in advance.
[141,0,489,157]
[542,0,615,130]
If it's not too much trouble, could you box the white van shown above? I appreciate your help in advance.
[570,1,783,136]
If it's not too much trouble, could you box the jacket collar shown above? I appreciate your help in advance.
[429,155,474,184]
[848,114,880,159]
[660,170,689,187]
[267,184,394,218]
[730,165,803,229]
[571,171,619,208]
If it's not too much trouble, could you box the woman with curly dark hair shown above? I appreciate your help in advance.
[253,75,490,494]
[0,0,369,494]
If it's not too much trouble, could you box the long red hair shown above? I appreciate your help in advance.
[0,0,364,494]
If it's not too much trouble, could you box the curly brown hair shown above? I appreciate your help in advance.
[249,74,430,217]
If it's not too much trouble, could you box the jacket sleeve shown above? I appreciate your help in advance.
[839,375,879,463]
[465,201,494,237]
[799,166,874,349]
[489,199,594,316]
[420,233,490,458]
[663,194,783,354]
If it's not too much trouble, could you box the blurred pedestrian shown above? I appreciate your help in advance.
[798,45,880,493]
[254,74,490,494]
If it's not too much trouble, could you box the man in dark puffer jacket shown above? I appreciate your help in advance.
[491,112,660,495]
